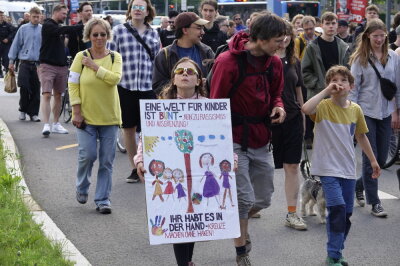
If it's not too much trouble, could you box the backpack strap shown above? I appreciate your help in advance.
[123,22,155,61]
[299,38,306,57]
[82,49,115,71]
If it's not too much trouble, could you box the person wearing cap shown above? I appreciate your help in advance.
[152,11,214,95]
[108,0,160,183]
[337,19,353,44]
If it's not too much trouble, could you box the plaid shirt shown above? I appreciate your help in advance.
[108,22,160,91]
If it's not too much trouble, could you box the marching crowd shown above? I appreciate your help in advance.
[1,1,400,265]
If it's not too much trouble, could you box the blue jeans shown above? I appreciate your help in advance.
[76,125,118,206]
[320,176,356,260]
[356,116,391,205]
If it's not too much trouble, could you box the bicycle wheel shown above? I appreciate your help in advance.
[62,91,72,123]
[117,128,127,153]
[382,129,400,169]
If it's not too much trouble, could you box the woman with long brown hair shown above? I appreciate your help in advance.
[349,18,400,217]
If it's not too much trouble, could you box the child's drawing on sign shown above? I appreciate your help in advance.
[144,136,160,156]
[219,160,235,209]
[163,168,175,201]
[150,215,167,236]
[173,168,187,202]
[174,129,194,213]
[199,153,220,207]
[149,159,165,202]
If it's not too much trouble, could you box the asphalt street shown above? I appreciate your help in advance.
[0,79,399,266]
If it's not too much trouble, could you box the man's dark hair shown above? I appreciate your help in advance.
[78,2,92,13]
[53,4,67,14]
[250,14,286,41]
[199,0,218,12]
[175,28,184,39]
[168,10,179,19]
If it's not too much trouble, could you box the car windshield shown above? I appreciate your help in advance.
[9,12,24,26]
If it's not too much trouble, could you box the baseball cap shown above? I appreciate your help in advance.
[338,20,349,27]
[174,12,208,30]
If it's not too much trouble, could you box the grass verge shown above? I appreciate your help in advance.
[0,131,74,265]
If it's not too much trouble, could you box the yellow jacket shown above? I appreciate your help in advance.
[294,32,318,60]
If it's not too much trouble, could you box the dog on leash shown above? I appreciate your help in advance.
[300,160,326,224]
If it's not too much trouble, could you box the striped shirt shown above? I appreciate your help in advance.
[108,21,160,91]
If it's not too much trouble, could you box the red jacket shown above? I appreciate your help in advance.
[210,32,284,149]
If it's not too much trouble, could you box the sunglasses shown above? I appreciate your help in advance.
[174,67,198,76]
[92,32,107,37]
[168,20,174,24]
[132,5,146,11]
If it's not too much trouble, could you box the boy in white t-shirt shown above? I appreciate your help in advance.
[302,65,380,266]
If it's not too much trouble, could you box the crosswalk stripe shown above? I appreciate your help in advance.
[378,190,398,199]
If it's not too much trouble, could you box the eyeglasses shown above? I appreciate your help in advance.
[174,67,198,76]
[168,20,174,24]
[92,32,107,37]
[132,5,146,11]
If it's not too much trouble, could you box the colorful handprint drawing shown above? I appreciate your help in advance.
[150,215,168,236]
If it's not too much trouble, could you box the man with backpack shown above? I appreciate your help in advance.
[210,14,286,266]
[294,16,317,60]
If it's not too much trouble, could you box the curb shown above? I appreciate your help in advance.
[0,118,91,266]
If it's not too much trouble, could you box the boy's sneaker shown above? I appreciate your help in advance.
[339,256,349,266]
[52,122,69,134]
[371,203,387,217]
[76,191,88,204]
[30,115,41,122]
[19,112,26,120]
[355,190,365,207]
[126,169,140,183]
[96,204,112,214]
[236,253,251,266]
[326,257,342,266]
[42,123,51,137]
[285,212,307,230]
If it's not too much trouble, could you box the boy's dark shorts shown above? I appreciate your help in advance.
[118,86,156,129]
[271,112,304,169]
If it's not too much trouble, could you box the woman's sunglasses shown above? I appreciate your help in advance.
[132,5,146,11]
[174,67,198,76]
[92,33,107,38]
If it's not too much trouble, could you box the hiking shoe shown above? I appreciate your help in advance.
[76,191,88,204]
[397,169,400,191]
[126,169,140,183]
[42,123,51,137]
[52,122,68,134]
[326,257,342,266]
[245,233,252,253]
[30,115,41,122]
[339,256,349,266]
[19,112,26,120]
[371,203,387,217]
[285,213,307,230]
[236,253,251,266]
[96,204,112,214]
[355,190,365,207]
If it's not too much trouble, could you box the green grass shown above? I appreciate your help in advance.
[0,135,74,265]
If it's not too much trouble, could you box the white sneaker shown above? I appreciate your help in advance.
[42,123,51,137]
[19,112,26,120]
[52,122,69,134]
[285,212,307,230]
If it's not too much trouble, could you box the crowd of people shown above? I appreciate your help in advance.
[1,1,400,265]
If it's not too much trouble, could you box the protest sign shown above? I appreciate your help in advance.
[140,99,240,245]
[336,0,367,23]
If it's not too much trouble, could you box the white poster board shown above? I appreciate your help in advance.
[140,99,240,245]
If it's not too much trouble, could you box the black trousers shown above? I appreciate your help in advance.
[18,62,40,116]
[0,43,10,74]
[173,242,195,266]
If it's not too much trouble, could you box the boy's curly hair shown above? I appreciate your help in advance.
[325,65,354,85]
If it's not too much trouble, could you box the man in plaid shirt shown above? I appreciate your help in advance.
[108,0,160,183]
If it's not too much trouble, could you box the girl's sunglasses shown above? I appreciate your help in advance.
[174,67,198,76]
[132,5,146,11]
[92,33,107,37]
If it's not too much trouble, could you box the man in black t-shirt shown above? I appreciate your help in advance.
[159,11,178,47]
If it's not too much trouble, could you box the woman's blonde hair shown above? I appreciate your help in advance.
[291,14,304,26]
[349,19,388,67]
[126,0,156,23]
[159,57,207,99]
[82,18,112,42]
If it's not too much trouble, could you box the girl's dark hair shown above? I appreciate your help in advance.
[126,0,156,23]
[284,21,296,65]
[159,57,207,99]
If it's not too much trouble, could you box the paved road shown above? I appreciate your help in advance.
[1,80,399,266]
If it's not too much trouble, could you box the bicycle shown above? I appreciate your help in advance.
[60,89,72,123]
[116,127,127,153]
[382,128,400,169]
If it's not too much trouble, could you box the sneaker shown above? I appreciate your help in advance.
[285,213,308,230]
[236,253,251,266]
[355,190,365,207]
[30,115,41,122]
[371,203,387,217]
[245,233,252,253]
[338,256,349,266]
[52,122,69,134]
[326,257,342,266]
[251,212,261,218]
[126,169,140,183]
[76,191,88,204]
[96,204,112,214]
[42,123,51,137]
[19,112,26,120]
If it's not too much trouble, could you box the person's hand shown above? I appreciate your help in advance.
[233,160,238,172]
[271,107,286,124]
[8,64,14,73]
[72,112,85,128]
[325,83,344,95]
[81,55,98,71]
[137,162,146,183]
[371,161,381,179]
[391,110,400,129]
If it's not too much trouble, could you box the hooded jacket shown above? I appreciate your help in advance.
[202,21,227,52]
[210,31,284,149]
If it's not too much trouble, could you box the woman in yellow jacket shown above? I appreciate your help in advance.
[68,18,122,214]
